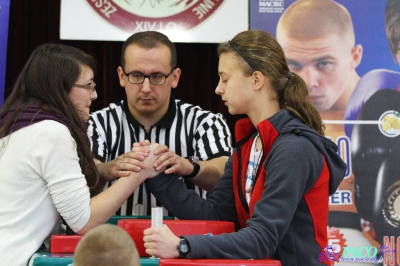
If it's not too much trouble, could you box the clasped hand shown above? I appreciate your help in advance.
[131,140,195,177]
[97,140,195,181]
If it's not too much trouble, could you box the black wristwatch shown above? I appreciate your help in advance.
[177,237,190,258]
[183,156,200,180]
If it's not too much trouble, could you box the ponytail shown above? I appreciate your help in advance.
[281,72,325,135]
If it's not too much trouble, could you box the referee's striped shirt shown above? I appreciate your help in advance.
[87,96,233,217]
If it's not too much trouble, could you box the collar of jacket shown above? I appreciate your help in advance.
[232,113,282,228]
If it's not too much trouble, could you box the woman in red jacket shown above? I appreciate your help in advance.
[140,30,347,266]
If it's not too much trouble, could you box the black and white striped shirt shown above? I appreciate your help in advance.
[87,96,233,216]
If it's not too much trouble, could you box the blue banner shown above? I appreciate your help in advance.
[0,0,10,107]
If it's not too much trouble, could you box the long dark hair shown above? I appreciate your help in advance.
[0,43,99,191]
[218,30,325,135]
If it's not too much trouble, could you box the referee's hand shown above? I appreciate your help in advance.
[96,147,149,181]
[132,140,193,177]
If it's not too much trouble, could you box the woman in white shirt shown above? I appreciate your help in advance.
[0,43,160,266]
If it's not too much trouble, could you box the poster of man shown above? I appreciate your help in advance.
[251,0,400,265]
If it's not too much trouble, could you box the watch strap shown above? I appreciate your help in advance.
[183,156,200,180]
[177,237,190,258]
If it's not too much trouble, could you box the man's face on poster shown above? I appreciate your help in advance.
[278,33,357,112]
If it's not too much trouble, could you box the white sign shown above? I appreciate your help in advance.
[60,0,249,43]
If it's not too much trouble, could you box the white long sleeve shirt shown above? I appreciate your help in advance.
[0,120,91,266]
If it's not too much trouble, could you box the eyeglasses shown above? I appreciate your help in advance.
[228,41,256,71]
[122,68,175,85]
[74,82,96,92]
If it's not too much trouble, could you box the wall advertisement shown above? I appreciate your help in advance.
[251,1,400,265]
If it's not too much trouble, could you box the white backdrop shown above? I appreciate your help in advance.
[60,0,248,43]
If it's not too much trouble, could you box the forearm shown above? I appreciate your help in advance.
[77,173,146,235]
[145,173,211,220]
[145,172,235,221]
[94,150,149,183]
[78,144,160,234]
[190,156,228,191]
[186,226,270,259]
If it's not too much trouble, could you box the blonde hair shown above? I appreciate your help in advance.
[73,224,140,266]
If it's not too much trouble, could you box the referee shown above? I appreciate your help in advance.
[87,31,233,216]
